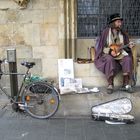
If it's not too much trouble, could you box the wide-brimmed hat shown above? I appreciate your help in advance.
[109,13,123,24]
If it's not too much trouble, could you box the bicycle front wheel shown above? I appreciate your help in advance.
[22,81,59,119]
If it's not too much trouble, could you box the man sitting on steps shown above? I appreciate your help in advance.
[94,13,135,94]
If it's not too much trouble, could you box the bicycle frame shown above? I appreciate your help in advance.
[0,64,31,103]
[0,60,60,119]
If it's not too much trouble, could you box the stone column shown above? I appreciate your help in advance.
[58,0,66,58]
[64,0,76,59]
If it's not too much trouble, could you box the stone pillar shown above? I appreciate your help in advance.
[64,0,76,59]
[58,0,66,58]
[70,0,76,59]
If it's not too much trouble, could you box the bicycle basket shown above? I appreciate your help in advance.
[29,83,51,93]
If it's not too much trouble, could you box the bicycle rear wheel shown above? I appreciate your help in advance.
[22,81,59,119]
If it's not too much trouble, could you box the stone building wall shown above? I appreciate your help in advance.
[0,0,66,86]
[0,0,140,88]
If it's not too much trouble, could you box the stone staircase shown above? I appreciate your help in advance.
[55,86,140,119]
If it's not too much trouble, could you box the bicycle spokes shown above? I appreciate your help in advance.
[22,82,59,119]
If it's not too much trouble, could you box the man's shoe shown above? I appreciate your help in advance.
[107,85,114,94]
[120,85,134,93]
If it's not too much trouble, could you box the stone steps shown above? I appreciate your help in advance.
[0,86,140,119]
[55,86,140,118]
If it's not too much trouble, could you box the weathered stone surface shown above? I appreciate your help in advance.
[58,39,65,58]
[33,46,58,59]
[0,34,11,46]
[23,24,34,46]
[44,9,58,24]
[46,0,59,9]
[42,58,58,78]
[40,24,58,46]
[76,39,96,59]
[0,11,7,24]
[7,10,19,22]
[32,0,48,10]
[0,0,18,10]
[16,45,32,58]
[19,10,44,24]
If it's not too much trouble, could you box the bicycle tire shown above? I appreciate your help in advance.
[22,81,59,119]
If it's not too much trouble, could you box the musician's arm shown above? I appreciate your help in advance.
[124,42,134,53]
[124,47,131,53]
[103,41,110,54]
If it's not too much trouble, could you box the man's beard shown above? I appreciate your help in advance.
[115,27,121,31]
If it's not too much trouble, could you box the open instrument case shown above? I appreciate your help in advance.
[91,97,135,124]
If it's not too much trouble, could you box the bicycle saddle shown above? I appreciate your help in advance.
[21,62,35,68]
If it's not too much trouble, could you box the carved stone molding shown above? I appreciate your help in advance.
[13,0,30,8]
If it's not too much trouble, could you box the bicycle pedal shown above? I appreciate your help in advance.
[18,103,25,110]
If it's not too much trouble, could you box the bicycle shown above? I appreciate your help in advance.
[0,59,60,119]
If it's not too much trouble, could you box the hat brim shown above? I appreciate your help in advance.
[109,17,123,24]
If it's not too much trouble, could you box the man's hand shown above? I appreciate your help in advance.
[129,42,135,48]
[111,51,117,57]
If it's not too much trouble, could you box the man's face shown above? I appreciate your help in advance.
[114,20,123,30]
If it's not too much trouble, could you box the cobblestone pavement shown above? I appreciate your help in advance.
[0,115,140,140]
[0,87,140,140]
